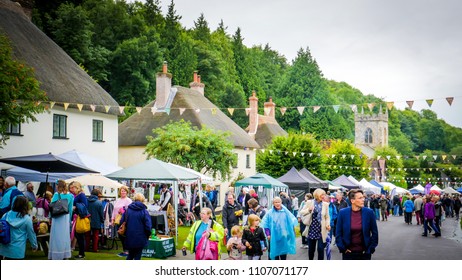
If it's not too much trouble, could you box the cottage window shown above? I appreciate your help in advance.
[92,120,104,141]
[233,153,238,168]
[53,114,67,139]
[246,154,251,169]
[6,123,21,135]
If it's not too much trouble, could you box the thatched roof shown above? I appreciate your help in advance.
[119,86,260,149]
[251,115,287,147]
[0,0,120,115]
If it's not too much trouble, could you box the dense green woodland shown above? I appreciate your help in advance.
[29,0,462,185]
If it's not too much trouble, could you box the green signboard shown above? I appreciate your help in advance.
[142,238,176,259]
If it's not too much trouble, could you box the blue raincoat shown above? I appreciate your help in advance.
[261,205,297,259]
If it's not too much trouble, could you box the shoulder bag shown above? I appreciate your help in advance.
[49,194,69,218]
[117,210,128,237]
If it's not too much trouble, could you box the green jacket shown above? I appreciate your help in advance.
[183,219,224,254]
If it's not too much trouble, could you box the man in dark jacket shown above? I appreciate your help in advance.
[87,189,104,252]
[222,193,242,239]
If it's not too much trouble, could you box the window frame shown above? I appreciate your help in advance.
[6,122,22,136]
[365,128,373,144]
[92,119,104,142]
[53,114,68,139]
[246,154,251,169]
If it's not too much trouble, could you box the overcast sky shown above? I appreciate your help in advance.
[158,0,462,128]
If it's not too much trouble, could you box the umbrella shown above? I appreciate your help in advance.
[64,174,123,189]
[0,152,97,182]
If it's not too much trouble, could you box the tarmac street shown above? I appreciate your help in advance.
[174,213,462,260]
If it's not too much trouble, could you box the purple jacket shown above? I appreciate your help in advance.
[424,202,435,219]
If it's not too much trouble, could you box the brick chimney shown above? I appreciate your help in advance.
[248,90,258,135]
[264,96,276,119]
[155,61,172,108]
[189,71,205,95]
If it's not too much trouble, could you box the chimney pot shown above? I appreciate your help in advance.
[193,71,198,82]
[162,61,168,73]
[198,75,201,83]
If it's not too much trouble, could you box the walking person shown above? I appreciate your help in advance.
[222,193,242,240]
[434,196,443,234]
[242,214,267,260]
[379,194,388,221]
[453,195,461,220]
[120,193,152,260]
[392,195,400,216]
[422,195,440,237]
[370,194,380,220]
[261,197,297,260]
[291,194,299,217]
[403,196,414,225]
[414,194,423,225]
[299,189,330,260]
[335,189,379,260]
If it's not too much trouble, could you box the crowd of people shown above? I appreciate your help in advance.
[0,174,460,260]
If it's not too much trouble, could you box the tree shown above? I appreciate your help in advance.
[256,133,326,178]
[0,34,47,147]
[323,139,369,180]
[144,120,237,180]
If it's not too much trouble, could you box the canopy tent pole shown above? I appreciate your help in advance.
[174,180,178,246]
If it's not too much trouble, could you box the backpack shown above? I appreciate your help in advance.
[0,220,11,244]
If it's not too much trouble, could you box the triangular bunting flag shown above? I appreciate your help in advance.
[50,101,55,109]
[151,107,157,115]
[77,104,83,112]
[261,149,265,153]
[422,155,427,160]
[386,155,391,160]
[415,156,420,160]
[377,156,381,160]
[35,101,41,106]
[387,102,394,110]
[446,97,454,106]
[426,99,434,107]
[433,155,437,160]
[452,155,456,160]
[292,152,297,156]
[179,108,186,115]
[90,105,96,112]
[333,105,340,113]
[350,104,357,113]
[165,108,171,115]
[269,150,273,154]
[309,153,313,157]
[367,103,375,112]
[136,107,142,114]
[264,107,271,116]
[280,107,287,116]
[227,108,234,115]
[342,154,346,159]
[211,108,217,115]
[297,106,305,115]
[245,108,251,116]
[313,106,321,113]
[332,154,336,158]
[396,155,401,160]
[301,152,305,156]
[406,100,414,109]
[351,155,355,159]
[285,151,289,155]
[442,155,447,161]
[195,108,201,114]
[64,103,70,110]
[119,106,125,114]
[105,106,110,113]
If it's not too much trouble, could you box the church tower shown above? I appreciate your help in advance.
[354,109,388,158]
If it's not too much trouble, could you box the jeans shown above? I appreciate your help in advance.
[127,248,143,260]
[404,212,413,224]
[423,218,439,235]
[342,252,372,260]
[393,205,400,216]
[374,208,380,220]
[308,237,326,260]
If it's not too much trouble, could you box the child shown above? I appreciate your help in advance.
[242,214,267,260]
[226,225,246,260]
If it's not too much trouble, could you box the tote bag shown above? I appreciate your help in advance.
[195,230,219,260]
[75,216,91,233]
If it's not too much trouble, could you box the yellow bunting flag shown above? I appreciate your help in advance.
[136,107,142,114]
[77,104,83,111]
[63,103,70,110]
[387,102,394,110]
[442,155,447,160]
[49,101,55,109]
[426,99,434,107]
[211,108,217,115]
[105,106,110,113]
[227,108,234,115]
